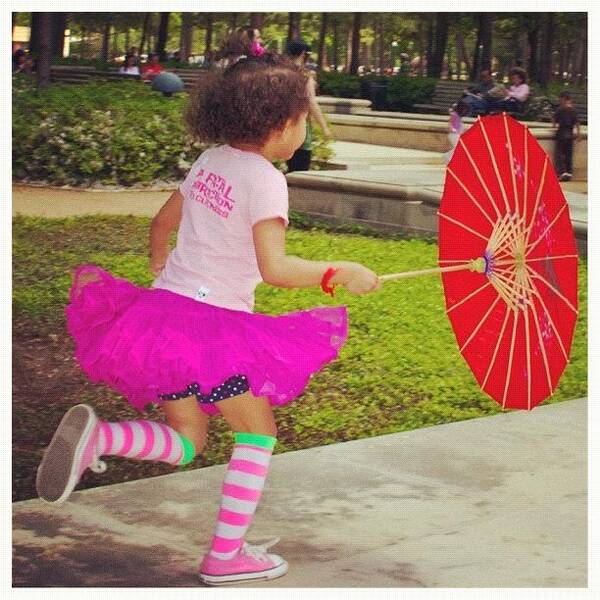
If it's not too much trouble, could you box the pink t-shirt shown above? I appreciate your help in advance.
[152,145,289,312]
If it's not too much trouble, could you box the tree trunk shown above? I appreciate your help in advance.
[538,13,554,86]
[250,13,263,31]
[36,13,52,88]
[426,14,434,76]
[479,14,493,72]
[456,18,471,77]
[139,13,150,57]
[112,28,119,58]
[287,12,300,42]
[155,12,170,61]
[519,30,528,71]
[317,13,328,72]
[80,27,87,59]
[332,15,339,71]
[101,22,110,62]
[51,13,67,58]
[205,14,213,53]
[576,27,587,86]
[429,13,449,78]
[349,12,361,75]
[345,25,352,71]
[125,28,130,52]
[527,14,539,83]
[180,12,193,60]
[29,13,41,54]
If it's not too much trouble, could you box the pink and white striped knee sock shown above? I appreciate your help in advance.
[208,432,276,560]
[96,421,196,465]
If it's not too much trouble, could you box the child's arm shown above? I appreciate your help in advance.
[253,218,380,295]
[149,189,183,275]
[307,75,332,138]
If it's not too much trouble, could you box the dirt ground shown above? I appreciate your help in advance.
[11,314,238,502]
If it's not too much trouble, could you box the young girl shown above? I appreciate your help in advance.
[35,53,380,586]
[444,99,469,164]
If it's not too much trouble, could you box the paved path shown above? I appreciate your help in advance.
[13,398,586,588]
[12,141,586,220]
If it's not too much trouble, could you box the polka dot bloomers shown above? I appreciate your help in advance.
[158,374,250,405]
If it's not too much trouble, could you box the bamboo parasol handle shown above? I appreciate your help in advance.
[379,257,486,282]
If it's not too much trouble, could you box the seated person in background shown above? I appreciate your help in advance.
[15,52,34,74]
[464,69,496,97]
[488,67,530,113]
[462,69,497,116]
[119,54,140,76]
[141,53,163,80]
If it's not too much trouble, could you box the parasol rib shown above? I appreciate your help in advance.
[479,117,512,214]
[526,204,569,257]
[525,156,549,247]
[525,278,570,361]
[439,259,473,264]
[525,271,555,397]
[495,254,577,266]
[481,303,512,391]
[502,308,520,409]
[458,137,503,220]
[503,113,520,215]
[523,125,529,221]
[523,299,532,410]
[438,211,490,242]
[446,280,492,314]
[459,295,501,353]
[447,168,496,227]
[526,265,578,314]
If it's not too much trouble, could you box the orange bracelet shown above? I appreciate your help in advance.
[321,267,338,297]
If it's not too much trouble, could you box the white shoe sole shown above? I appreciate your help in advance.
[198,560,289,586]
[35,404,98,505]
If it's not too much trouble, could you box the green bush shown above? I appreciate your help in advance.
[521,96,556,122]
[317,72,437,111]
[385,76,437,111]
[13,79,331,186]
[317,72,362,98]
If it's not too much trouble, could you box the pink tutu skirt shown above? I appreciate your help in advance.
[65,265,348,415]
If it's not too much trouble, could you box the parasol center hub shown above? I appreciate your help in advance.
[469,257,487,274]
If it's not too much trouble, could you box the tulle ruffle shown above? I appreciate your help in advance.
[65,265,348,415]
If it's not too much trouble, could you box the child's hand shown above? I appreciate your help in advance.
[149,254,167,276]
[333,263,381,295]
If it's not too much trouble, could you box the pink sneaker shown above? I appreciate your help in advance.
[198,537,288,586]
[36,404,107,504]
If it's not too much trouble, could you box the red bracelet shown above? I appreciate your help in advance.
[321,267,338,297]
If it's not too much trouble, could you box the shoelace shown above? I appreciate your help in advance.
[240,537,281,563]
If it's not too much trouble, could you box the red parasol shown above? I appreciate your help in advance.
[380,114,578,410]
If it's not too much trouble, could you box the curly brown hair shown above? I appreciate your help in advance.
[185,53,310,146]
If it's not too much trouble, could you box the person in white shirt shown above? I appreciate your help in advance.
[489,67,530,113]
[119,54,140,76]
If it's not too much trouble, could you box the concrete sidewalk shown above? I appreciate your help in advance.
[13,398,587,588]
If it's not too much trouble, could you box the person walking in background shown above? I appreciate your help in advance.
[35,53,379,586]
[553,90,580,182]
[284,39,332,172]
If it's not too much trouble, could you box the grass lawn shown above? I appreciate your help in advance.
[12,215,588,501]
